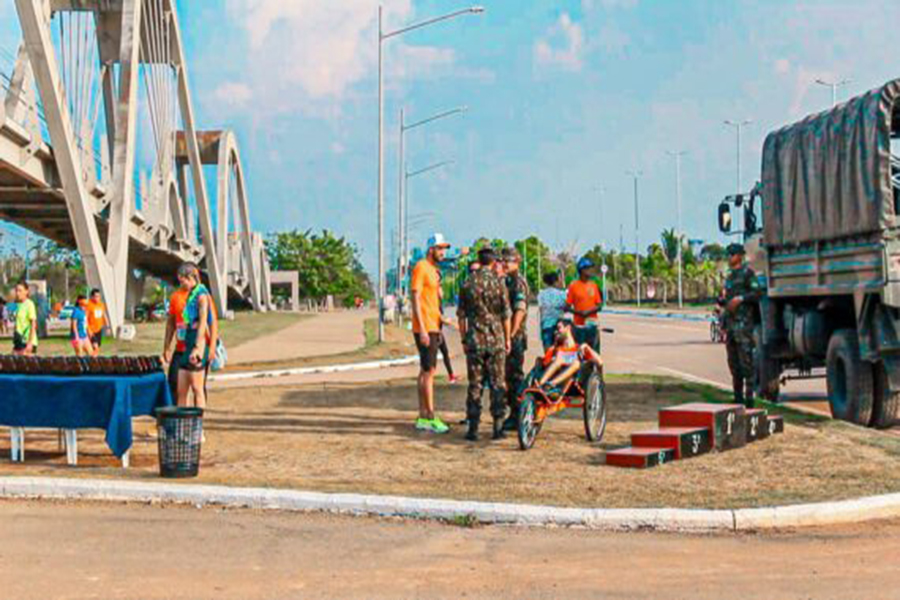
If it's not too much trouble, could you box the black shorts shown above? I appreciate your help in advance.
[414,332,442,372]
[12,332,36,353]
[90,331,103,347]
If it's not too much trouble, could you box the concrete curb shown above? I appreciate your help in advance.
[2,476,898,532]
[210,356,419,382]
[605,308,711,323]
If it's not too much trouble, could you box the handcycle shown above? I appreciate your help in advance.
[517,324,612,451]
[709,307,726,344]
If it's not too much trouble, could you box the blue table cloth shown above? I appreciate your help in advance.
[0,372,172,457]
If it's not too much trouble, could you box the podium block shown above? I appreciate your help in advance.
[604,446,676,469]
[630,427,712,459]
[658,403,747,451]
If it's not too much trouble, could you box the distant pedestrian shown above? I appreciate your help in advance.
[86,288,109,356]
[0,296,7,335]
[410,233,452,434]
[69,295,91,356]
[538,271,568,351]
[12,282,37,356]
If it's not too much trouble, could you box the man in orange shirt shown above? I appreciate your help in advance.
[410,233,451,434]
[85,288,109,356]
[566,257,603,327]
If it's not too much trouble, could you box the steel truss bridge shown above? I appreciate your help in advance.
[0,0,272,332]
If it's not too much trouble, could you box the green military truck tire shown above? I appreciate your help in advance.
[872,363,900,429]
[753,326,781,402]
[825,330,874,426]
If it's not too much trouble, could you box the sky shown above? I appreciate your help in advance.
[3,0,900,275]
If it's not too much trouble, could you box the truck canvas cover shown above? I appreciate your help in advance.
[762,79,900,246]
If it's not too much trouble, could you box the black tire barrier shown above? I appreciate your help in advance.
[0,354,164,376]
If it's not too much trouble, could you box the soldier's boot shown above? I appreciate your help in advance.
[732,377,744,406]
[465,419,479,442]
[492,419,507,440]
[744,382,755,409]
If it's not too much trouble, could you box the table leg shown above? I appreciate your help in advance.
[64,430,78,466]
[10,427,24,462]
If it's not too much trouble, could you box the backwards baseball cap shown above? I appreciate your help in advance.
[427,233,451,249]
[727,243,746,256]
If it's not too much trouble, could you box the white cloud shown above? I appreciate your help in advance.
[211,81,253,109]
[583,0,639,10]
[534,13,585,72]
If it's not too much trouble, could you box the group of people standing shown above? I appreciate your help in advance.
[409,234,603,441]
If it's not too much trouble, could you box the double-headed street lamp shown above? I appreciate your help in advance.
[403,159,455,296]
[397,106,467,296]
[815,77,851,108]
[724,119,752,194]
[376,5,484,342]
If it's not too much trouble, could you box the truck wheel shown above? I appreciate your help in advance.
[871,362,900,429]
[825,329,874,426]
[753,326,781,402]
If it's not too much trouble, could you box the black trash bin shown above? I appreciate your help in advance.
[155,406,203,478]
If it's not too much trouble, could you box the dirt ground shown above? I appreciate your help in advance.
[3,375,900,509]
[3,499,900,600]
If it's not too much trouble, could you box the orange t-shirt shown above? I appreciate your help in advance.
[566,280,602,326]
[86,300,107,334]
[169,288,189,353]
[410,260,441,334]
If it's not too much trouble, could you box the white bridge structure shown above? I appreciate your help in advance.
[0,0,272,332]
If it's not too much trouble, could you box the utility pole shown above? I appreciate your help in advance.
[626,171,643,307]
[668,150,688,309]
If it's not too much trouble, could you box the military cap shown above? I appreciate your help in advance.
[477,247,497,263]
[727,243,746,256]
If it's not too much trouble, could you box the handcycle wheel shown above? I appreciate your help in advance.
[709,320,718,343]
[517,393,543,451]
[583,369,607,442]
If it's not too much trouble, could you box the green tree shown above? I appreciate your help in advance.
[266,229,372,307]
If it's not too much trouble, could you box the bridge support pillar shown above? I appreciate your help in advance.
[124,270,145,321]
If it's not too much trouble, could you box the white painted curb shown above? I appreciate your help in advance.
[209,355,418,382]
[2,477,899,532]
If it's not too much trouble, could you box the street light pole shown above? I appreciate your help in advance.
[815,77,851,108]
[667,150,687,308]
[397,106,467,297]
[404,160,455,276]
[376,5,484,343]
[724,119,752,194]
[626,171,642,307]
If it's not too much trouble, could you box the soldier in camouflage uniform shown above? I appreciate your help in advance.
[457,247,512,441]
[501,247,530,431]
[721,243,762,408]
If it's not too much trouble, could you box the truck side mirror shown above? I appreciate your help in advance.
[718,203,732,233]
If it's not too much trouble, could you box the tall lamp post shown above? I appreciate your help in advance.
[376,5,484,342]
[815,77,851,108]
[626,171,643,307]
[667,150,687,308]
[724,119,752,194]
[403,159,455,295]
[397,106,467,297]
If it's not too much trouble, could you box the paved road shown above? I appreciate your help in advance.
[1,500,898,599]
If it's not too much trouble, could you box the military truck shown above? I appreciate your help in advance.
[718,79,900,429]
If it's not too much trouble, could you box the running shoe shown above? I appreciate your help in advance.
[430,416,450,434]
[415,418,433,431]
[448,375,460,384]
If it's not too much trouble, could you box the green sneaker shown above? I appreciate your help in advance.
[415,418,432,431]
[430,417,450,434]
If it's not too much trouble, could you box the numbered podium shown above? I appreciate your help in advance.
[606,403,785,469]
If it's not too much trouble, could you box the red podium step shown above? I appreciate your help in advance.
[744,408,770,442]
[605,446,676,469]
[630,427,711,459]
[658,403,747,451]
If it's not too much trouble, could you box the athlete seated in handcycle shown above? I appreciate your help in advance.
[536,318,603,397]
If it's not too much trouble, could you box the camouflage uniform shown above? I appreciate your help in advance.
[722,263,762,406]
[505,272,530,414]
[457,269,511,423]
